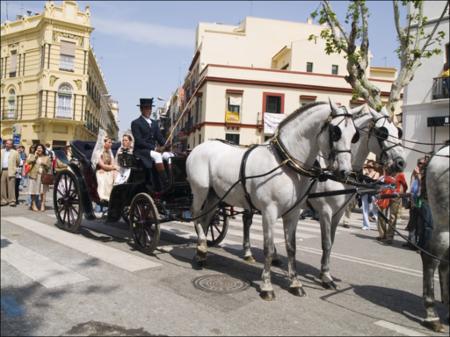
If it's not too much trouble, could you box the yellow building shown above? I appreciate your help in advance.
[0,1,119,149]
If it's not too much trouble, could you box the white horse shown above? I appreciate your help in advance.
[421,144,449,332]
[186,101,359,300]
[241,106,406,289]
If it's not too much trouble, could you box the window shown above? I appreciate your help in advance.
[56,83,73,118]
[59,41,75,71]
[198,134,201,145]
[263,93,284,114]
[7,89,16,119]
[299,95,317,107]
[332,64,339,75]
[41,45,45,70]
[195,96,202,124]
[10,51,17,77]
[306,62,313,73]
[225,133,240,145]
[225,92,242,123]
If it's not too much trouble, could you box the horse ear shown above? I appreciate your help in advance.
[329,98,339,116]
[350,104,366,116]
[368,106,379,120]
[379,106,389,117]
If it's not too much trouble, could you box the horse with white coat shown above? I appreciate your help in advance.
[241,106,406,289]
[421,144,449,332]
[186,101,359,300]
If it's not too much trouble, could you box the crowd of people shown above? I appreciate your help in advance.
[1,139,61,211]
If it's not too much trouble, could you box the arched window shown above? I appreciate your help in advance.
[7,89,16,119]
[57,83,73,118]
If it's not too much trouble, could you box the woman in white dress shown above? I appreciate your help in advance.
[91,130,118,203]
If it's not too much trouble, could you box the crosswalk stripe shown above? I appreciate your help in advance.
[374,320,425,336]
[1,235,89,288]
[3,217,161,272]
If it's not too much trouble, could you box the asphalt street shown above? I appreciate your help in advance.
[1,194,448,336]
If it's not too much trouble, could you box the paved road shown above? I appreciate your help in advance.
[1,197,448,336]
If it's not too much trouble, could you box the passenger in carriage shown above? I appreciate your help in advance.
[114,132,134,185]
[91,130,119,204]
[131,98,173,190]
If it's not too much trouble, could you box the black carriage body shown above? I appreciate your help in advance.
[58,141,193,223]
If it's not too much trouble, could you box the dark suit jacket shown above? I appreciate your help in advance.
[131,116,166,168]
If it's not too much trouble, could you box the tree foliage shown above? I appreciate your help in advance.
[309,0,448,123]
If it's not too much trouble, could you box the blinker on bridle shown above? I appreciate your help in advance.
[371,115,403,162]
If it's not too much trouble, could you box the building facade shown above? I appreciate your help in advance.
[167,17,398,152]
[0,0,119,149]
[402,1,449,178]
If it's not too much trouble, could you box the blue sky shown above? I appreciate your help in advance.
[2,1,404,132]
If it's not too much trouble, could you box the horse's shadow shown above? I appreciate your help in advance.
[351,285,448,327]
[166,238,326,296]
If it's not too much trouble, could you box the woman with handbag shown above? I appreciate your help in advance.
[26,144,51,211]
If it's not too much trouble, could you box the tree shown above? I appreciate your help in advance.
[310,0,448,124]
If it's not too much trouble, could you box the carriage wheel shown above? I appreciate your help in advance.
[54,170,83,233]
[129,193,160,255]
[195,207,229,247]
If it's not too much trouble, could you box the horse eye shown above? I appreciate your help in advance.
[397,127,403,139]
[352,131,360,143]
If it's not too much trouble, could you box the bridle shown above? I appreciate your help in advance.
[369,115,403,164]
[270,106,359,177]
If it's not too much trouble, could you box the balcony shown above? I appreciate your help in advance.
[432,77,449,100]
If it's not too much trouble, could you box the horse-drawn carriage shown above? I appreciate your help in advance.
[53,140,230,254]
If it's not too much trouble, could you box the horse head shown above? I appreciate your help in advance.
[319,100,359,179]
[367,107,405,172]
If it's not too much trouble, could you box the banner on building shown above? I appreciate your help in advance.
[264,112,284,134]
[225,110,240,123]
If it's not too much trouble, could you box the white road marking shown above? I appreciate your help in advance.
[1,235,89,288]
[228,219,321,236]
[3,217,161,272]
[299,246,438,280]
[374,320,425,336]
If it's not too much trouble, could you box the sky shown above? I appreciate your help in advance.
[2,1,406,132]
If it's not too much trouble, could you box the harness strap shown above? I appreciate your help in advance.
[270,135,321,178]
[239,144,260,212]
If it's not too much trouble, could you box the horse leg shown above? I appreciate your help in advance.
[421,250,444,332]
[242,210,255,263]
[318,205,337,289]
[283,209,306,297]
[260,208,277,301]
[191,187,210,265]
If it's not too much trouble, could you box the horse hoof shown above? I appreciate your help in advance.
[289,287,306,297]
[260,290,276,301]
[422,319,444,332]
[192,257,206,270]
[322,280,338,290]
[244,256,256,263]
[272,259,283,267]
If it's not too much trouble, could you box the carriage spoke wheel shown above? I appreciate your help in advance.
[53,170,83,233]
[129,193,160,255]
[195,207,229,247]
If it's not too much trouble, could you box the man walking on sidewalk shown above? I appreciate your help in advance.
[1,139,20,207]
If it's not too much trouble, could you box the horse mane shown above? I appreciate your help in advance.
[277,101,328,129]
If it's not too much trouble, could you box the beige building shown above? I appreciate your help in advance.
[0,0,119,150]
[167,17,397,151]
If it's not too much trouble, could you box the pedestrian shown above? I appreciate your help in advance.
[403,158,424,250]
[26,143,51,212]
[0,139,20,207]
[377,165,408,244]
[15,145,26,205]
[415,157,433,250]
[361,160,379,230]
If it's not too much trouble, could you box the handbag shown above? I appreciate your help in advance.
[41,173,54,185]
[24,163,32,175]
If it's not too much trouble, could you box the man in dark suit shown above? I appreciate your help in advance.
[131,98,170,189]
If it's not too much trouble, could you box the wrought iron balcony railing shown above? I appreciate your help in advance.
[432,76,449,100]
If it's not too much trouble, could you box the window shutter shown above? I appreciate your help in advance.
[10,52,17,72]
[60,41,76,56]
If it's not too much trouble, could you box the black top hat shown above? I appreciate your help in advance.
[137,98,154,107]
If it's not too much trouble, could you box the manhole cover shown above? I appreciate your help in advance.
[193,274,250,294]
